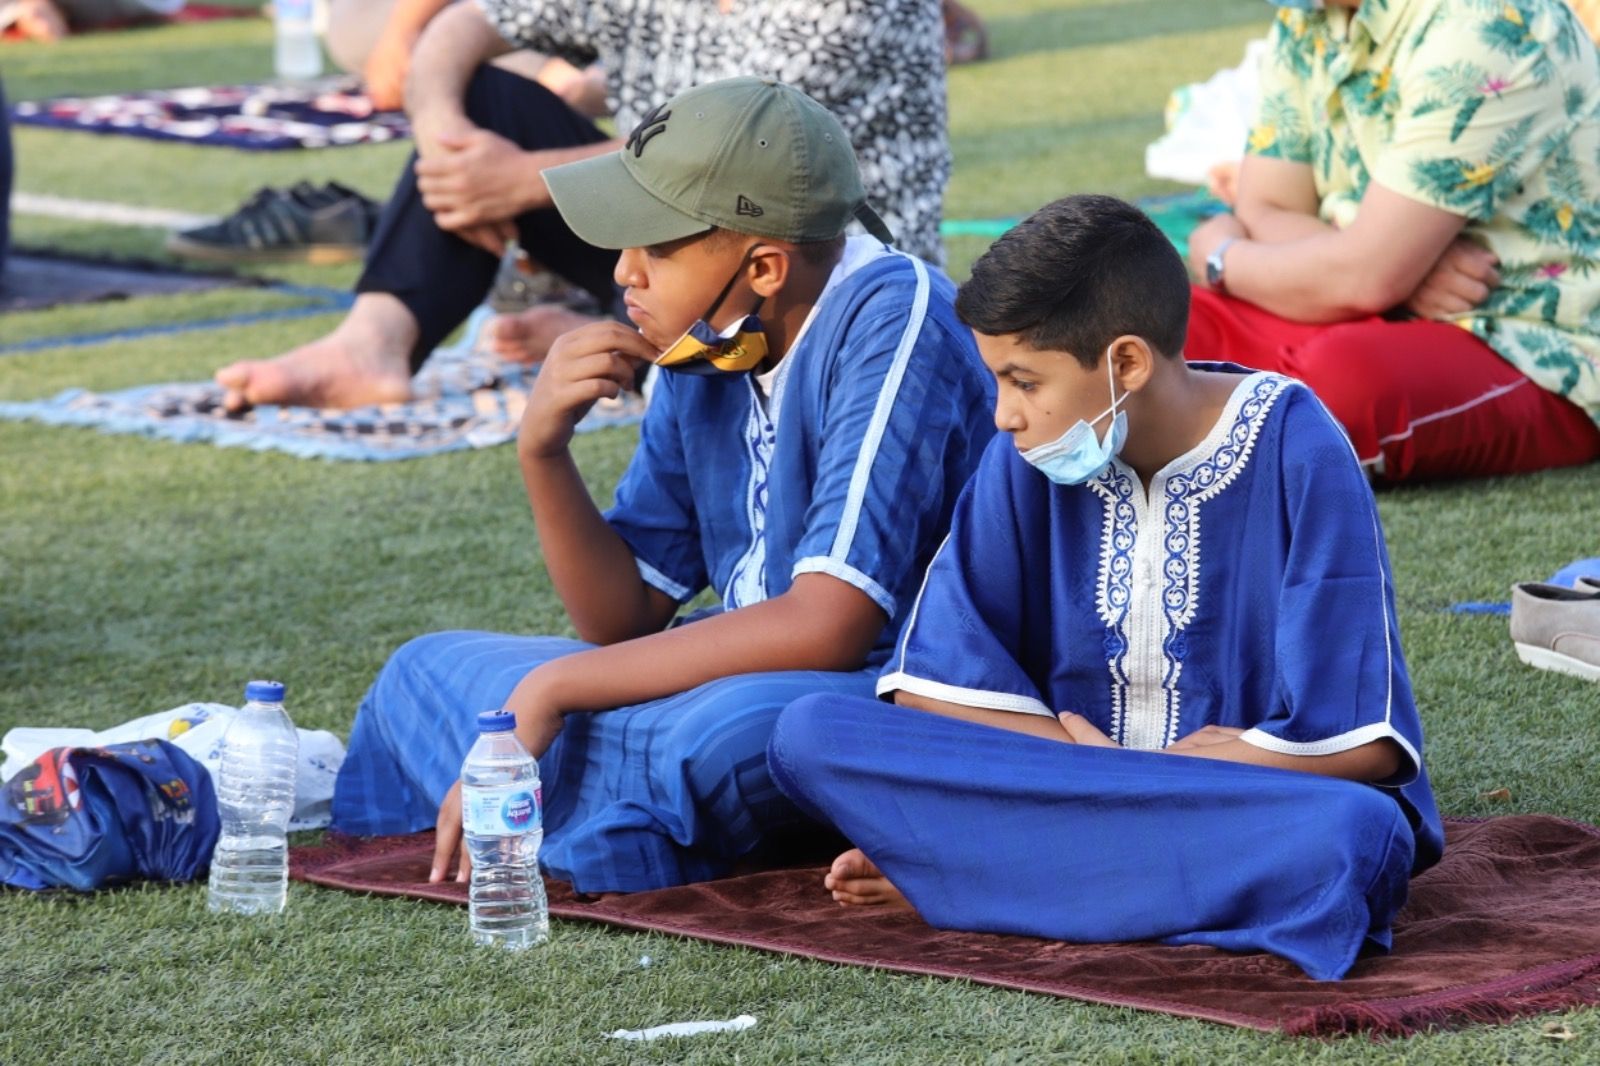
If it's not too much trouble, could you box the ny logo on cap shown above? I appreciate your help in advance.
[626,103,672,158]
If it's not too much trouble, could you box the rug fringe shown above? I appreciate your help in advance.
[1282,958,1600,1037]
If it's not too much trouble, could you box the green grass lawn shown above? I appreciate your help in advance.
[5,2,1600,1062]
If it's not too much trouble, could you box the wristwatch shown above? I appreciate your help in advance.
[1205,236,1238,292]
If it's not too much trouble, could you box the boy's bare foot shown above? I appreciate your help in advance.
[213,294,417,412]
[486,305,603,364]
[824,848,911,908]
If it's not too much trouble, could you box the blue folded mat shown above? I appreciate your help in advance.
[1449,557,1600,615]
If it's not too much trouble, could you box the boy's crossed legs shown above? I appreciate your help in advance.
[771,694,1417,981]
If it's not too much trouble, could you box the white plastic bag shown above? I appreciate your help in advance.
[1145,38,1267,186]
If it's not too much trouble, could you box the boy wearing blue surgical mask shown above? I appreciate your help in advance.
[329,77,995,895]
[768,194,1444,981]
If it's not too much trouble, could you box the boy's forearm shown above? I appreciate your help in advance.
[521,449,671,643]
[404,1,513,121]
[894,690,1073,743]
[1165,736,1404,782]
[538,575,885,713]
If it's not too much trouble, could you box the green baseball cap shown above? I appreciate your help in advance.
[545,76,895,251]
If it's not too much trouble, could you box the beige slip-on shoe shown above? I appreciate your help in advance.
[1510,582,1600,682]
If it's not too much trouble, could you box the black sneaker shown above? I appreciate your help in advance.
[165,181,381,265]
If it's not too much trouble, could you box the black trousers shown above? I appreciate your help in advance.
[356,66,620,370]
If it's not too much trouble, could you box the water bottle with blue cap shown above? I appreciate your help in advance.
[208,680,299,915]
[461,709,547,949]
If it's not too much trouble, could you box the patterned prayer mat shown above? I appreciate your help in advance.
[0,251,248,313]
[291,816,1600,1037]
[0,307,643,461]
[11,79,409,150]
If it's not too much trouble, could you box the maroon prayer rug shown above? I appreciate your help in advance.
[291,815,1600,1037]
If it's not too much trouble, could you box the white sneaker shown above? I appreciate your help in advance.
[1510,582,1600,683]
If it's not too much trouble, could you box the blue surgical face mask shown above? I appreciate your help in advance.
[1265,0,1324,9]
[1018,347,1128,486]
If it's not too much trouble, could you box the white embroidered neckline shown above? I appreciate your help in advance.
[1088,372,1293,749]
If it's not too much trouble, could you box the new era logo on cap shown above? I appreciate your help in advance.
[736,195,765,218]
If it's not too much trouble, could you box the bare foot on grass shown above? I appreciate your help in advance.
[213,294,417,412]
[824,848,911,908]
[486,305,603,364]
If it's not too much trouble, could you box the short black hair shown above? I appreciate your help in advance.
[955,194,1191,367]
[704,226,845,269]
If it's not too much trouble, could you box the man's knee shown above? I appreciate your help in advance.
[461,63,564,138]
[1288,330,1393,413]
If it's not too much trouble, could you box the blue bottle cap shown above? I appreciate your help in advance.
[477,709,516,733]
[245,680,286,703]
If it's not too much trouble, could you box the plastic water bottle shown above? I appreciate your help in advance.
[208,680,299,916]
[273,0,324,83]
[461,709,548,949]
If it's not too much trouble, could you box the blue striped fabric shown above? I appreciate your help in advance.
[331,631,875,893]
[606,242,995,664]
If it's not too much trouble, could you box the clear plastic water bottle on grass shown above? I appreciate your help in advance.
[208,680,299,916]
[273,0,324,83]
[462,709,548,949]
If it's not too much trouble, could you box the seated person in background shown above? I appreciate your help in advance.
[769,194,1444,981]
[1186,0,1600,482]
[330,79,995,895]
[322,0,606,115]
[1,0,177,40]
[212,0,952,412]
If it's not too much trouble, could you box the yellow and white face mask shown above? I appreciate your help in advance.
[652,245,770,375]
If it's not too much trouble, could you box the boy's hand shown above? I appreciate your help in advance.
[1165,724,1245,752]
[428,667,566,884]
[518,323,656,460]
[430,779,469,883]
[1056,712,1118,747]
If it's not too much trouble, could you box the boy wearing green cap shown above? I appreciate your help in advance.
[331,77,996,894]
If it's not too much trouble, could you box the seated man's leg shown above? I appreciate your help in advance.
[537,668,877,895]
[215,66,616,410]
[331,630,590,835]
[770,695,1417,981]
[1186,286,1600,480]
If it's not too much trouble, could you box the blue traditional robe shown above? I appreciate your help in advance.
[332,239,996,893]
[770,368,1444,980]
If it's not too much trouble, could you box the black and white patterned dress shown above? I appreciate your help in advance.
[476,0,950,264]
